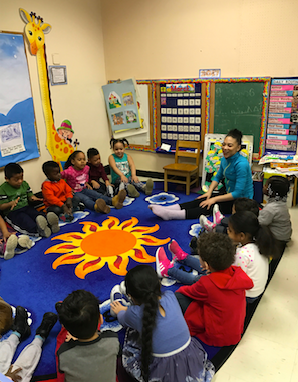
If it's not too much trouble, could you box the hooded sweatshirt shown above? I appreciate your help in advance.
[176,266,253,347]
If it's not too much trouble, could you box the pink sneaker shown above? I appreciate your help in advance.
[156,247,173,278]
[213,204,224,225]
[199,215,215,232]
[168,240,188,261]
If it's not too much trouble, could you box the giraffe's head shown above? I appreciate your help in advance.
[19,8,51,55]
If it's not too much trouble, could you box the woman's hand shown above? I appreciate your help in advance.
[110,301,128,315]
[85,183,92,190]
[120,175,128,183]
[199,197,217,210]
[196,190,212,201]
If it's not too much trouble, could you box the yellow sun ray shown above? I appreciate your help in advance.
[46,217,171,279]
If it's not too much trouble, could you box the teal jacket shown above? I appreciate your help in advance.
[213,152,253,199]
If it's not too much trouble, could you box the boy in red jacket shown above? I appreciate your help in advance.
[175,232,253,347]
[42,161,80,222]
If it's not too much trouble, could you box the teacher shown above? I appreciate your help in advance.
[150,129,254,220]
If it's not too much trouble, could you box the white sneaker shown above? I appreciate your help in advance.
[4,235,18,260]
[110,285,123,317]
[107,185,114,197]
[199,215,215,232]
[213,204,224,225]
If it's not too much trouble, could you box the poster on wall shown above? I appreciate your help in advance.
[102,79,142,133]
[266,78,298,153]
[0,32,39,166]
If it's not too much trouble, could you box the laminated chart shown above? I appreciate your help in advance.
[160,83,202,147]
[266,78,298,153]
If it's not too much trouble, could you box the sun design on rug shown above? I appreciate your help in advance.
[45,217,170,279]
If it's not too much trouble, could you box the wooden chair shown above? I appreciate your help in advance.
[163,140,201,195]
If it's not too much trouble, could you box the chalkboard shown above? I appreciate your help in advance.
[213,82,265,150]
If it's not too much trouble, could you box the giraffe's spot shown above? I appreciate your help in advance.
[56,144,59,149]
[64,147,68,154]
[52,126,56,131]
[55,135,61,143]
[60,142,63,145]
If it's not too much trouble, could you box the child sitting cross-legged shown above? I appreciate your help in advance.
[61,151,126,213]
[42,161,81,222]
[56,290,119,382]
[110,265,214,382]
[0,215,32,260]
[174,232,253,347]
[0,163,59,238]
[228,211,278,303]
[0,305,57,382]
[156,239,207,285]
[259,176,292,256]
[87,148,114,197]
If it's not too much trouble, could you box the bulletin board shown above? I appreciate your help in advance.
[266,77,298,154]
[106,77,270,159]
[159,83,202,147]
[155,80,207,151]
[209,78,270,160]
[0,32,39,167]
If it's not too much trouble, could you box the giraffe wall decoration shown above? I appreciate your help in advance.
[19,8,74,167]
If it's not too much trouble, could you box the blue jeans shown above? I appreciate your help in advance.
[75,189,112,211]
[168,255,206,285]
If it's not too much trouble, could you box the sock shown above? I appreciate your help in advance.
[148,203,181,211]
[35,334,45,343]
[151,205,186,220]
[12,331,21,339]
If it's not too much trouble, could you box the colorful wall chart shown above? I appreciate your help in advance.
[160,83,202,147]
[0,32,39,166]
[266,78,298,153]
[102,79,142,133]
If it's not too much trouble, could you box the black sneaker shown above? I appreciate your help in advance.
[11,306,31,341]
[36,312,58,340]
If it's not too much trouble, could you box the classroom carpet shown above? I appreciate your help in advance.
[0,182,279,381]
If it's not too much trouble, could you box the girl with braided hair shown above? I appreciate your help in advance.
[110,265,214,382]
[228,211,277,303]
[108,138,154,198]
[259,176,292,255]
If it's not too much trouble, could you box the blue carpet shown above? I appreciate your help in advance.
[0,182,204,377]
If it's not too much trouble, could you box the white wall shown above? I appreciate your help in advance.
[2,0,298,186]
[101,0,298,173]
[1,0,110,191]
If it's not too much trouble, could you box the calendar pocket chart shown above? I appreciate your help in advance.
[159,82,202,147]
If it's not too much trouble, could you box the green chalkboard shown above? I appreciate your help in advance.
[214,82,264,150]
